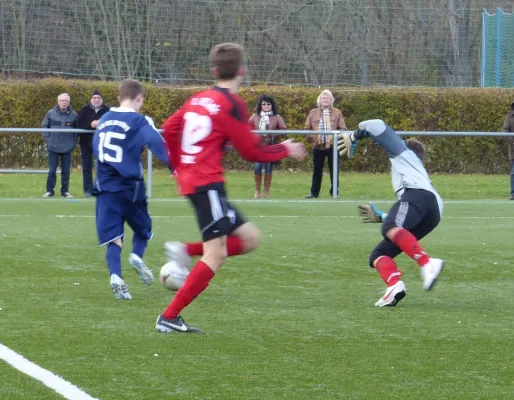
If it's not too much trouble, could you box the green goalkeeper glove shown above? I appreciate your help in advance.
[337,133,358,159]
[357,202,386,223]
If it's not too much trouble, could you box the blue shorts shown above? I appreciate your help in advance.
[95,190,152,246]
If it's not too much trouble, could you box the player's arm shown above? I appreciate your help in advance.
[338,119,407,158]
[162,109,185,170]
[143,116,171,167]
[227,117,288,162]
[357,202,388,223]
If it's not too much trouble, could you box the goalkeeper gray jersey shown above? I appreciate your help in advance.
[355,120,443,217]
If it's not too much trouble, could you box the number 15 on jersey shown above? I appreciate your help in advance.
[98,131,126,163]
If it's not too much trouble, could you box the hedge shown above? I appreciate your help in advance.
[0,79,513,173]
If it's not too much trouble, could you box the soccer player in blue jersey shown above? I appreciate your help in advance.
[93,79,170,299]
[339,119,444,307]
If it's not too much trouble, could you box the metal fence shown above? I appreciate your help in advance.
[0,128,512,198]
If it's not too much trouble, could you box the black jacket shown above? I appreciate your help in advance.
[76,103,110,135]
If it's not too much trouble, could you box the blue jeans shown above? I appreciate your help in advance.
[253,162,273,175]
[46,151,71,195]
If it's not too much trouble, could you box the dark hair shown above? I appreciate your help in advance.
[118,79,145,101]
[405,139,425,161]
[209,43,244,81]
[255,94,278,115]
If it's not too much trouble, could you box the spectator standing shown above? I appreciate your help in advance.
[502,100,514,200]
[42,93,78,198]
[76,89,110,197]
[304,89,347,198]
[248,95,287,198]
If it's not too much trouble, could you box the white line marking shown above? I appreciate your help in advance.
[0,343,98,400]
[0,198,512,204]
[0,214,512,220]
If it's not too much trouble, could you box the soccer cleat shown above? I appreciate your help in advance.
[110,274,132,300]
[43,191,54,198]
[61,192,73,198]
[128,253,154,285]
[421,258,444,291]
[155,315,202,333]
[164,241,192,270]
[375,280,407,307]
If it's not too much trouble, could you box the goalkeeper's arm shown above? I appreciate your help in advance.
[357,202,388,223]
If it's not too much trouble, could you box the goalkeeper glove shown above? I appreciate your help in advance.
[357,202,386,223]
[337,132,358,159]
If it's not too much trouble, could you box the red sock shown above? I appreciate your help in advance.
[226,236,243,256]
[186,242,203,256]
[185,236,243,257]
[162,261,214,320]
[391,228,430,266]
[375,256,403,286]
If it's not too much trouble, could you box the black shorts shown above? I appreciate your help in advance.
[369,189,441,267]
[187,183,246,242]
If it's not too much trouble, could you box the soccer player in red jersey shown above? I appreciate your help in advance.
[156,43,306,333]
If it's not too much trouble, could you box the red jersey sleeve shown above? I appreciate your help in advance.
[224,98,288,163]
[162,108,185,170]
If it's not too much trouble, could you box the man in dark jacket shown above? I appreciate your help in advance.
[42,93,78,198]
[502,101,514,200]
[76,89,110,197]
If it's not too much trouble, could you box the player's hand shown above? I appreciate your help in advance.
[282,139,306,161]
[357,202,384,223]
[337,133,358,159]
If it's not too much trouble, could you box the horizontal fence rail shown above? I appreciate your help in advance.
[0,128,513,136]
[1,128,512,198]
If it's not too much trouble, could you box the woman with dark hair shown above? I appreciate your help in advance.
[249,95,287,198]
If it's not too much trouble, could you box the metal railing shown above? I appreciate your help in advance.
[1,128,512,198]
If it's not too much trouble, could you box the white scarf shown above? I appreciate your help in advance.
[319,109,331,144]
[259,111,273,130]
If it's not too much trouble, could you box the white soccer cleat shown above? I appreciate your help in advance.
[128,253,154,285]
[421,258,444,291]
[375,280,407,307]
[164,241,192,270]
[110,274,132,300]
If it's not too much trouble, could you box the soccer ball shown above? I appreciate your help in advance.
[159,261,189,291]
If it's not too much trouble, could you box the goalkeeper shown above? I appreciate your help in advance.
[338,119,444,307]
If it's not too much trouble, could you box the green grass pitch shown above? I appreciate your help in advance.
[0,171,513,399]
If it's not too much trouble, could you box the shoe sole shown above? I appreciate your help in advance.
[155,324,202,333]
[376,290,406,307]
[130,259,154,285]
[425,260,445,291]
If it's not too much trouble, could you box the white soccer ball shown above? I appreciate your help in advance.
[160,261,189,291]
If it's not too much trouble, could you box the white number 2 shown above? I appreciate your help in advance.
[98,131,126,163]
[182,112,212,157]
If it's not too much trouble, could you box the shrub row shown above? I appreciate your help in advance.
[0,79,513,173]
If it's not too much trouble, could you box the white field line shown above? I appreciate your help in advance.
[0,214,513,220]
[0,198,512,204]
[0,343,98,400]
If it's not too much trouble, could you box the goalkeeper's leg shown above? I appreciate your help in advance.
[369,241,405,307]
